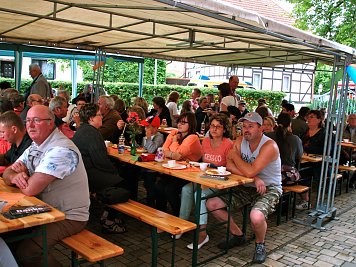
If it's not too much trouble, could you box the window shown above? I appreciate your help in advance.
[0,61,14,78]
[31,59,55,80]
[282,75,291,92]
[252,72,262,89]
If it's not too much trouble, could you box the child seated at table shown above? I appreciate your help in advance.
[140,116,165,207]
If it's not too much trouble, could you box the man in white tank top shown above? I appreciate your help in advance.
[207,112,281,264]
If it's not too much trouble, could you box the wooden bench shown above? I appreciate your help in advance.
[110,199,196,267]
[61,229,124,267]
[338,165,356,193]
[283,184,310,218]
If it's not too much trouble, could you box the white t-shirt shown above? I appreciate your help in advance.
[220,96,238,110]
[166,102,179,127]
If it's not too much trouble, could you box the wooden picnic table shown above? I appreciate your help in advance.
[0,179,65,266]
[107,146,253,266]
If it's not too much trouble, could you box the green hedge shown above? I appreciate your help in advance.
[0,78,285,115]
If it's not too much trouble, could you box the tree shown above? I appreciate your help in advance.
[78,58,166,84]
[287,0,356,93]
[287,0,356,48]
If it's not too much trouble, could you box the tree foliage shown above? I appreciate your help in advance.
[287,0,356,48]
[287,0,356,93]
[78,58,166,84]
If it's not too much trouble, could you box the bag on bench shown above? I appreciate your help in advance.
[97,187,130,205]
[281,165,301,185]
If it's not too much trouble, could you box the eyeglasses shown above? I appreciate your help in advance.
[25,118,52,125]
[31,99,43,104]
[177,121,188,124]
[210,124,223,130]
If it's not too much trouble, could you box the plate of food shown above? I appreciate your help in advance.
[162,164,187,170]
[127,147,147,153]
[205,169,231,176]
[189,161,200,167]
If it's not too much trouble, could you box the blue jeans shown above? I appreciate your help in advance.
[0,237,18,267]
[179,183,216,225]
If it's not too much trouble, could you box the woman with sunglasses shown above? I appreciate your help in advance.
[178,113,233,249]
[155,112,202,216]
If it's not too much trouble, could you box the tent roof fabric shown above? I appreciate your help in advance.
[0,0,354,67]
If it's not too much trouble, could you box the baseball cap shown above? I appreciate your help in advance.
[238,100,246,105]
[238,112,263,125]
[140,115,160,127]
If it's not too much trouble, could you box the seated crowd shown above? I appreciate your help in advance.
[0,74,354,266]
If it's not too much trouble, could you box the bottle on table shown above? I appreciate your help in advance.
[161,119,167,127]
[200,122,205,135]
[118,135,125,154]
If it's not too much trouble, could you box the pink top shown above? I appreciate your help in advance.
[163,129,202,161]
[202,137,233,166]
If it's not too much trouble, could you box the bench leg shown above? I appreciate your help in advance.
[291,192,297,218]
[71,251,79,267]
[242,205,249,236]
[171,237,176,267]
[150,227,158,267]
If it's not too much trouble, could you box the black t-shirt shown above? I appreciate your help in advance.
[5,133,32,164]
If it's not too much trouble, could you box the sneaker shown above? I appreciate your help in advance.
[253,243,266,263]
[102,219,127,234]
[296,200,309,210]
[171,234,182,239]
[187,235,209,250]
[217,234,246,250]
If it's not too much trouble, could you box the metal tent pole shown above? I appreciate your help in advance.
[305,54,353,230]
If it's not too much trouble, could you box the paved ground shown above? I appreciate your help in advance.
[54,181,356,267]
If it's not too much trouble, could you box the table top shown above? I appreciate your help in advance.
[341,141,356,149]
[301,153,323,163]
[0,179,65,234]
[108,147,253,189]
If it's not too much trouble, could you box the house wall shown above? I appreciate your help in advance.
[172,62,315,104]
[1,56,84,82]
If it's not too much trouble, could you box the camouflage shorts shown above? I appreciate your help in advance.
[219,185,282,219]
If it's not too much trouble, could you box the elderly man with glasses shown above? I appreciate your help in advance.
[3,105,90,266]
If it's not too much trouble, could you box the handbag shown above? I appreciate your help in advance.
[281,165,301,185]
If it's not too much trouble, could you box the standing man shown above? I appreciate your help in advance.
[3,105,90,266]
[291,106,310,139]
[0,111,32,166]
[26,64,51,100]
[206,112,282,264]
[190,88,201,112]
[229,75,241,100]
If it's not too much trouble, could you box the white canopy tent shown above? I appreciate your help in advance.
[0,0,354,68]
[0,0,355,235]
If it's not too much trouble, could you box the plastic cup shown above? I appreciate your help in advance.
[199,162,209,171]
[343,139,350,143]
[104,140,110,147]
[168,160,176,167]
[217,166,226,174]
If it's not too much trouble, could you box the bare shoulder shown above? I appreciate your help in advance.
[260,139,279,157]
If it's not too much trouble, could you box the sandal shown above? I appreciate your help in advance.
[101,219,127,234]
